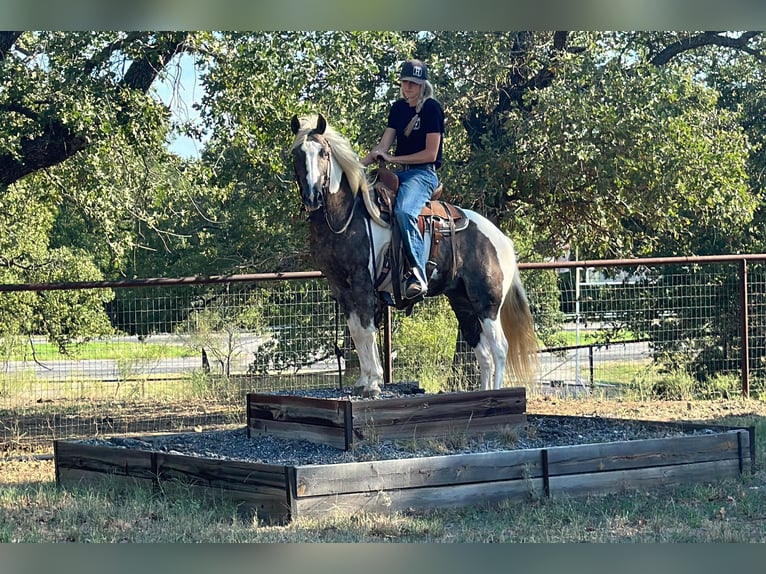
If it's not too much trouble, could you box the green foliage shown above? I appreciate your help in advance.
[694,373,743,400]
[187,371,241,403]
[391,298,460,392]
[240,280,339,376]
[4,30,766,377]
[174,286,269,377]
[651,367,697,400]
[0,243,114,356]
[511,54,754,258]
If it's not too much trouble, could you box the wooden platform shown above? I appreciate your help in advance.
[54,416,755,525]
[247,387,527,450]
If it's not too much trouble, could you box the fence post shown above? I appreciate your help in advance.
[383,305,393,385]
[739,259,750,398]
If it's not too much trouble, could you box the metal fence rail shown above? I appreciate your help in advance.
[2,255,766,453]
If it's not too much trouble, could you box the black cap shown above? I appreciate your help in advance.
[398,59,428,84]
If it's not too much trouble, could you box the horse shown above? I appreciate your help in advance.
[289,113,538,398]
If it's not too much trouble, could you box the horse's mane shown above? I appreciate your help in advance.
[290,114,368,197]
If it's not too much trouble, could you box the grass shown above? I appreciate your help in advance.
[2,337,198,362]
[2,373,208,405]
[553,327,637,348]
[2,458,766,542]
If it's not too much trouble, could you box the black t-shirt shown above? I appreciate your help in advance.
[387,97,444,168]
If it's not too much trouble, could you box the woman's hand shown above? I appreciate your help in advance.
[375,151,394,164]
[361,150,393,166]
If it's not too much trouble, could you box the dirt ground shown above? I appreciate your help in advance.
[527,395,766,424]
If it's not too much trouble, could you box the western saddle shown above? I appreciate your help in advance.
[369,164,469,309]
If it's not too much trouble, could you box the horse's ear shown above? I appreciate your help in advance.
[290,115,301,135]
[315,113,327,135]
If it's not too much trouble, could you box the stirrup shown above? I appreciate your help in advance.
[404,268,427,299]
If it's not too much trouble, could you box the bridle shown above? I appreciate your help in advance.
[303,133,356,235]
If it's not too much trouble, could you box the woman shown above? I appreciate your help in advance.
[361,58,444,299]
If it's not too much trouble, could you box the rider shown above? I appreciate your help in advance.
[362,58,444,299]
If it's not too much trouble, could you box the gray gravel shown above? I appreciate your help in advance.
[78,384,727,467]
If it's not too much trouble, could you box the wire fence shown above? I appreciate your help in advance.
[2,255,766,453]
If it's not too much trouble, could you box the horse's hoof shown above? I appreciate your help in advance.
[362,387,381,399]
[351,386,366,397]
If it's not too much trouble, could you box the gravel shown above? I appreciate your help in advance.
[77,383,729,467]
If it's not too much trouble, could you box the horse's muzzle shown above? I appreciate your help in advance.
[301,185,324,211]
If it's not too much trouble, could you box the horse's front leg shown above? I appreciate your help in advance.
[346,311,383,398]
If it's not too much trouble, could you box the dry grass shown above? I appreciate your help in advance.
[527,394,766,424]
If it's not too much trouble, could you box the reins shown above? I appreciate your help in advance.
[318,138,356,235]
[323,194,356,235]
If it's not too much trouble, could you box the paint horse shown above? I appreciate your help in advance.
[290,113,537,398]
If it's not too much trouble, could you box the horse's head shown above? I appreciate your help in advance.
[290,114,338,212]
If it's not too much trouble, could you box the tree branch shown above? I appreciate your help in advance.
[0,102,40,121]
[0,31,22,61]
[462,32,572,151]
[0,32,192,188]
[0,119,90,187]
[650,31,765,66]
[121,32,189,93]
[82,31,144,75]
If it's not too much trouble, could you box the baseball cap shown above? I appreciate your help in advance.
[398,59,428,84]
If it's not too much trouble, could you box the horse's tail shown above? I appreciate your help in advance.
[500,266,539,385]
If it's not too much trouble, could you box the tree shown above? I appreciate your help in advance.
[182,31,766,386]
[6,31,766,380]
[0,31,192,188]
[0,32,220,341]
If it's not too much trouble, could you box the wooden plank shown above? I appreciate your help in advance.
[546,430,750,476]
[352,413,527,442]
[155,453,292,525]
[365,387,525,410]
[539,415,757,465]
[247,393,349,427]
[55,440,156,490]
[294,477,544,518]
[355,388,525,427]
[296,428,749,497]
[56,467,156,490]
[549,459,745,499]
[54,440,155,479]
[248,418,348,449]
[156,453,289,494]
[294,447,542,497]
[157,453,290,524]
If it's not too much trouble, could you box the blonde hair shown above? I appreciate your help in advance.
[399,79,434,108]
[399,79,435,137]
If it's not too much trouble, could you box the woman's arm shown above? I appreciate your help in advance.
[384,132,440,165]
[361,127,396,166]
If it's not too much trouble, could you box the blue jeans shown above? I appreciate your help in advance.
[394,166,439,281]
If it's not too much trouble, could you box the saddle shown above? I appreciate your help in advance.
[370,165,469,311]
